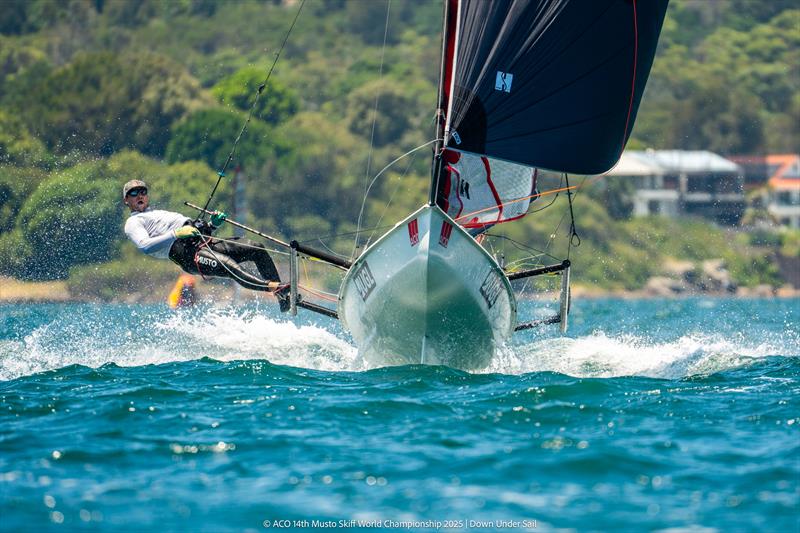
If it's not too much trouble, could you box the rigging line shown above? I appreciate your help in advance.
[362,136,427,249]
[541,172,587,258]
[527,190,560,214]
[353,0,392,258]
[197,235,290,256]
[504,252,554,267]
[299,285,339,303]
[200,0,306,218]
[298,257,339,303]
[350,138,439,259]
[314,238,349,261]
[541,174,572,256]
[483,234,561,264]
[494,172,568,264]
[528,172,577,257]
[453,183,577,224]
[295,224,395,245]
[505,258,551,270]
[528,172,565,214]
[364,114,437,248]
[297,261,341,301]
[531,172,582,258]
[503,172,568,263]
[565,173,581,259]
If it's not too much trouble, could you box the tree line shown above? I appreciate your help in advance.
[0,0,795,289]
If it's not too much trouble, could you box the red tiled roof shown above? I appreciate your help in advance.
[767,154,800,190]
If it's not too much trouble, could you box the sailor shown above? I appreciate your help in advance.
[121,179,290,311]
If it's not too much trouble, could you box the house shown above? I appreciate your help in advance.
[605,152,678,217]
[766,154,800,229]
[728,155,771,194]
[605,150,745,225]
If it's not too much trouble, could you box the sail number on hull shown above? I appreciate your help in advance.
[353,262,377,302]
[479,270,503,309]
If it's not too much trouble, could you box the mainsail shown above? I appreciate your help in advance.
[435,0,669,223]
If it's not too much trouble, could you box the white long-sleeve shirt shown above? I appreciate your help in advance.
[124,208,191,259]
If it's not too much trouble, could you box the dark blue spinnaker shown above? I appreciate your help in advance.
[442,0,669,176]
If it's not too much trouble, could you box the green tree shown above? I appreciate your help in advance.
[212,66,300,125]
[254,112,369,235]
[0,0,96,35]
[0,37,47,79]
[639,9,799,153]
[341,0,400,46]
[5,51,211,157]
[603,178,635,220]
[0,110,50,167]
[165,108,285,172]
[669,81,765,154]
[2,160,121,280]
[0,165,47,234]
[345,79,415,147]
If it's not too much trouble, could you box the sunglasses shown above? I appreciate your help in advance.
[127,188,148,197]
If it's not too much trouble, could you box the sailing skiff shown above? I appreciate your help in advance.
[192,0,669,370]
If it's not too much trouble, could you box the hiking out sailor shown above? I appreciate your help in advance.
[121,179,290,311]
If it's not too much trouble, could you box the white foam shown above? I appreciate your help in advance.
[486,330,797,378]
[1,308,796,381]
[0,308,360,381]
[158,310,361,371]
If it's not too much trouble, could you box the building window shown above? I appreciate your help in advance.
[776,191,795,205]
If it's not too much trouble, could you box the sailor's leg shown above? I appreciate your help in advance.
[168,240,200,274]
[194,247,270,292]
[209,238,281,284]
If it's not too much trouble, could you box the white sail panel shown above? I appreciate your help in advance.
[439,149,537,231]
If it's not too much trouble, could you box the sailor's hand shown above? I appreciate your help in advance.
[210,210,227,228]
[174,226,201,239]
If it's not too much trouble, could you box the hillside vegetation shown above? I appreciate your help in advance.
[0,0,797,298]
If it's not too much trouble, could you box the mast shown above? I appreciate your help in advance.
[429,0,455,206]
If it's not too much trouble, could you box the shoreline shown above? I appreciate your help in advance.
[2,276,798,304]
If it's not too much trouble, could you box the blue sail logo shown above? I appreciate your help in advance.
[495,71,513,93]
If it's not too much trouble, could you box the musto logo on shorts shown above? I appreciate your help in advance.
[197,256,218,268]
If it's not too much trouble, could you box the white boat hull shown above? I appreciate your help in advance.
[339,205,516,370]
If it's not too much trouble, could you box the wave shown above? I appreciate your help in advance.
[1,305,797,381]
[0,308,359,381]
[490,330,799,379]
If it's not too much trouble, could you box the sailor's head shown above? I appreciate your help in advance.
[123,180,149,212]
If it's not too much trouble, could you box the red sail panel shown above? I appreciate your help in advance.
[440,0,459,115]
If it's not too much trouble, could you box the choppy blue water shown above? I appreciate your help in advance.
[0,298,798,532]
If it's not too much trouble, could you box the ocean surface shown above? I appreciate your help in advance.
[0,298,798,532]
